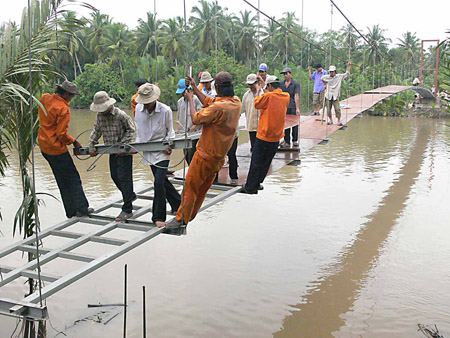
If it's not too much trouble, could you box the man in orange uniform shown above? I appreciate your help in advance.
[163,71,241,229]
[131,78,149,116]
[38,80,92,218]
[242,75,290,194]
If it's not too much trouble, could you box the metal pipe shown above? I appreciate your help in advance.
[123,264,127,338]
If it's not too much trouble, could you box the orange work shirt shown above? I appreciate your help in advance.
[38,93,75,155]
[131,92,139,116]
[193,96,241,161]
[254,88,290,142]
[197,83,205,91]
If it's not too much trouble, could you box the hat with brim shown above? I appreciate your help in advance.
[90,91,116,112]
[258,63,268,72]
[56,80,81,96]
[135,83,160,104]
[200,71,214,83]
[328,65,337,72]
[264,75,279,89]
[246,73,257,84]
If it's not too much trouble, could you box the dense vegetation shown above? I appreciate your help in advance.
[1,0,443,112]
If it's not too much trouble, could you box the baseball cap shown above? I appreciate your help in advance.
[328,65,337,72]
[280,67,292,74]
[176,79,186,94]
[215,71,233,85]
[258,63,268,72]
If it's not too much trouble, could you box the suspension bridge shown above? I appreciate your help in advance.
[0,0,439,332]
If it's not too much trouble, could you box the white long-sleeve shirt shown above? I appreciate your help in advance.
[321,72,349,100]
[135,101,175,165]
[177,95,203,131]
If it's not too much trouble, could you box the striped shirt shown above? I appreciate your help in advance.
[88,107,135,153]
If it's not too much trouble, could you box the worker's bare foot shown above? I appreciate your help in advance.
[156,221,166,228]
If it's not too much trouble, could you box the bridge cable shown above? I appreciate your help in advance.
[242,0,347,64]
[27,0,44,309]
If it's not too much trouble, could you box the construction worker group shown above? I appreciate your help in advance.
[38,62,350,229]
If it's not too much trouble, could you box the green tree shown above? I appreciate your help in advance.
[366,24,391,65]
[85,11,111,61]
[160,17,185,67]
[397,31,419,63]
[235,10,257,66]
[135,12,161,58]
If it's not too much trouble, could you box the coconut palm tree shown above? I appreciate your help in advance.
[397,31,419,63]
[85,11,111,61]
[235,10,258,66]
[366,24,391,65]
[190,0,227,54]
[135,11,161,58]
[159,17,185,67]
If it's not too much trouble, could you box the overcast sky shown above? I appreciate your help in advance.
[1,0,448,45]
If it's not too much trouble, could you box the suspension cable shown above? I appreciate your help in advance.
[28,0,44,308]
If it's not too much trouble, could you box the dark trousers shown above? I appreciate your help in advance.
[109,154,136,214]
[214,137,239,182]
[42,151,89,218]
[284,108,298,144]
[184,139,198,165]
[244,138,279,192]
[228,137,238,179]
[150,160,181,222]
[249,131,257,151]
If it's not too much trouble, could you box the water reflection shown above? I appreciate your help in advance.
[274,123,431,337]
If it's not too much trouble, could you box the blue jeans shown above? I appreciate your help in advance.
[244,138,279,192]
[150,160,181,222]
[42,151,89,218]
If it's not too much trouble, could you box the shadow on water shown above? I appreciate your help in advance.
[273,122,432,338]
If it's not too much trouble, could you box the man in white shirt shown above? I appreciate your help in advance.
[200,71,217,97]
[321,61,351,126]
[135,83,181,226]
[176,78,203,164]
[241,73,264,151]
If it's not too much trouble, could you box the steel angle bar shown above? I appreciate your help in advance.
[74,132,201,156]
[0,265,60,283]
[0,218,78,259]
[21,226,165,306]
[0,221,117,287]
[18,245,96,263]
[0,297,48,319]
[199,185,243,212]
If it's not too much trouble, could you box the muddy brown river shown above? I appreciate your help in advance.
[1,110,449,337]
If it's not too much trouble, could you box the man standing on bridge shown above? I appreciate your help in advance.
[280,67,301,148]
[321,61,351,126]
[89,91,136,222]
[164,72,241,229]
[242,75,290,194]
[308,64,328,116]
[38,80,92,218]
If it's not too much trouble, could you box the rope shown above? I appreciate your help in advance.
[329,3,333,66]
[345,32,351,125]
[27,0,44,309]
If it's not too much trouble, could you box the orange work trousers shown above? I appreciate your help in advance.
[176,152,224,224]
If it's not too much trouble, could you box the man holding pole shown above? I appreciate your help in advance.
[280,67,300,148]
[164,72,241,229]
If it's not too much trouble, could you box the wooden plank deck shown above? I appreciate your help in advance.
[176,85,412,186]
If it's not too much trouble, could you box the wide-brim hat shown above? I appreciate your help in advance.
[135,83,160,104]
[328,65,337,72]
[56,80,80,96]
[90,91,116,112]
[200,71,214,83]
[246,73,257,84]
